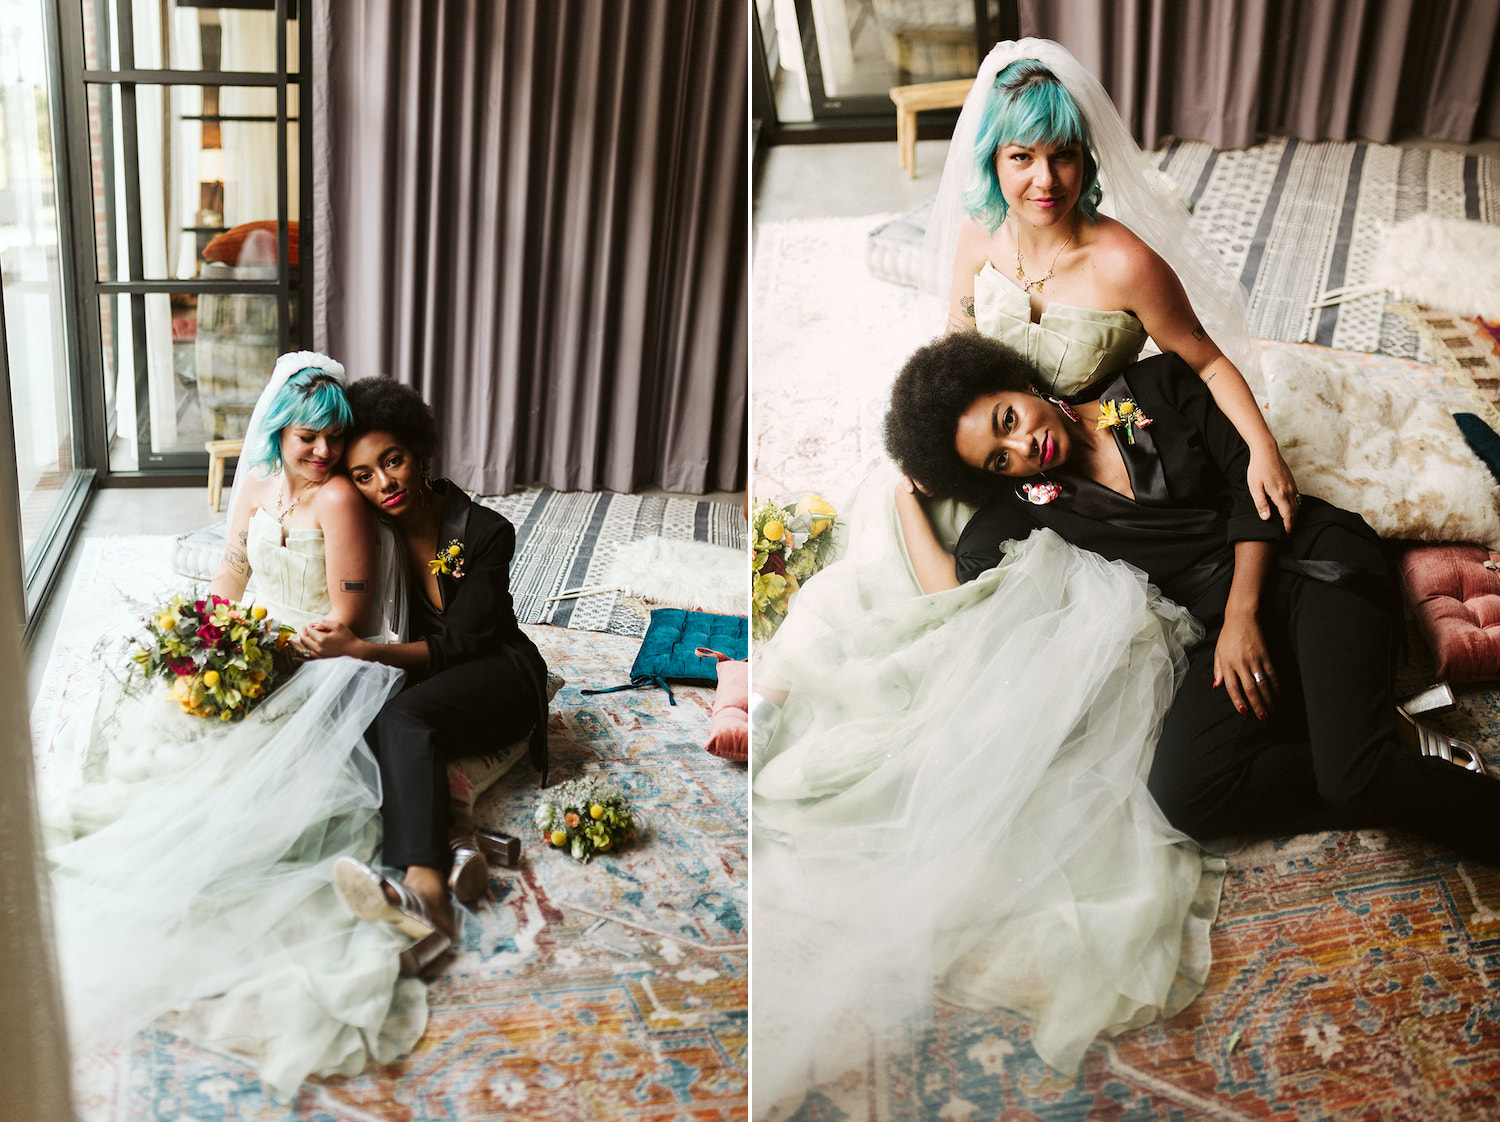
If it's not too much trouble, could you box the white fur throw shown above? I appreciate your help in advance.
[1371,214,1500,321]
[601,536,747,616]
[1264,349,1500,547]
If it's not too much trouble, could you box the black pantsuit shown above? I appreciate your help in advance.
[956,353,1500,866]
[369,479,549,872]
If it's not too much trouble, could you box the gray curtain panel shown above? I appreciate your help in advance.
[1019,0,1500,151]
[313,0,747,495]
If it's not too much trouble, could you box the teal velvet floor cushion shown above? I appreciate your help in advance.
[581,609,749,705]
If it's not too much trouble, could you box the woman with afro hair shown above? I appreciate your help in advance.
[301,377,549,970]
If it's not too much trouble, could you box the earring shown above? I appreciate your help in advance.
[1017,477,1062,505]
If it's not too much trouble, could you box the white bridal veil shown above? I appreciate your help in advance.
[920,38,1256,378]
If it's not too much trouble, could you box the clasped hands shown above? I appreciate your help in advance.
[297,619,361,659]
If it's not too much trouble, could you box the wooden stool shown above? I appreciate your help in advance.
[888,78,972,178]
[205,439,244,512]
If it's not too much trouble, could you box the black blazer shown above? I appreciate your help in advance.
[411,478,550,781]
[954,353,1383,628]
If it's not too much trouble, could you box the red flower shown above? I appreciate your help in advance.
[194,599,207,614]
[197,622,223,644]
[760,553,785,577]
[169,659,195,677]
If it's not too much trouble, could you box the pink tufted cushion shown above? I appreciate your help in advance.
[1398,544,1500,682]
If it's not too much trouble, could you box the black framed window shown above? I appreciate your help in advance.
[58,0,309,479]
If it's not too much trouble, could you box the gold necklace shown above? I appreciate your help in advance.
[1014,217,1077,294]
[274,475,322,525]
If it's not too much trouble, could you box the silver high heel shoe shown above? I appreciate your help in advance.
[448,836,490,903]
[333,857,454,977]
[1397,705,1486,774]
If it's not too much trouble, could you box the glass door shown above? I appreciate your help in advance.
[59,0,308,478]
[0,0,92,629]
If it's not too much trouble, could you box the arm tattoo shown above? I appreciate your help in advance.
[945,313,977,337]
[340,580,367,592]
[225,546,249,576]
[1191,321,1207,342]
[960,296,975,320]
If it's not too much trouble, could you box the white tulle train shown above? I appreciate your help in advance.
[751,466,1224,1115]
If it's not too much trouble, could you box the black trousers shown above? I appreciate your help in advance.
[366,651,540,871]
[1147,520,1500,866]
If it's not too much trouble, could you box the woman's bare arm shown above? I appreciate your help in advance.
[1100,228,1299,531]
[314,476,378,630]
[208,477,259,602]
[894,481,959,593]
[945,221,989,336]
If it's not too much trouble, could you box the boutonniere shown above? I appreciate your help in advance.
[429,539,466,579]
[1096,397,1153,444]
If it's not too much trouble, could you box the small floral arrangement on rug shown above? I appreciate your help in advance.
[535,777,636,862]
[129,593,300,721]
[752,494,839,641]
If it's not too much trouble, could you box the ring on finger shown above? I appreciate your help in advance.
[1252,672,1264,683]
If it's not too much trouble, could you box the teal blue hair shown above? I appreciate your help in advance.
[964,59,1103,232]
[248,368,353,471]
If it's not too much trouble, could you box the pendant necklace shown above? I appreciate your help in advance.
[275,474,322,526]
[1015,217,1077,295]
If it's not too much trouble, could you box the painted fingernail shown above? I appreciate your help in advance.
[1258,713,1267,722]
[1237,705,1247,715]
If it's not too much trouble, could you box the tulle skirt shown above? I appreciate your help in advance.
[42,651,418,1098]
[751,466,1224,1114]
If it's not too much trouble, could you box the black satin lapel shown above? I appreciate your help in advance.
[435,480,471,612]
[1060,477,1219,534]
[1117,412,1171,505]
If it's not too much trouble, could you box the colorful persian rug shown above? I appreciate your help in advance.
[33,537,747,1121]
[485,487,747,638]
[1392,306,1500,421]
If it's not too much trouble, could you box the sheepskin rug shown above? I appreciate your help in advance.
[599,536,746,616]
[1264,348,1500,548]
[1370,214,1500,321]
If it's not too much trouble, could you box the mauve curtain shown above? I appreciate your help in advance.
[1018,0,1500,151]
[312,0,747,495]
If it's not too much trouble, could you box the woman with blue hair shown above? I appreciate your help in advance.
[43,352,438,1097]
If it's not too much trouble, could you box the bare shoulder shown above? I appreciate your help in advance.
[313,475,370,521]
[1087,217,1176,294]
[237,470,274,514]
[953,218,994,272]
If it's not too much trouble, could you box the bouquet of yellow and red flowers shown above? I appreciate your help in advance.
[535,777,636,863]
[129,593,301,721]
[752,493,839,641]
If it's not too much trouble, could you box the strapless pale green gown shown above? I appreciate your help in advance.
[751,266,1222,1113]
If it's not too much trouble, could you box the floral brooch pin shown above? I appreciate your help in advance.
[429,539,466,579]
[1096,397,1152,444]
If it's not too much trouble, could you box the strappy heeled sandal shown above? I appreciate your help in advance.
[1398,706,1486,774]
[333,856,443,939]
[472,827,521,867]
[448,837,490,903]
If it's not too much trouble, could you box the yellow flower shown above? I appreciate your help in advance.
[448,543,462,557]
[203,670,220,688]
[250,605,268,620]
[173,677,192,701]
[1117,400,1136,417]
[590,804,605,820]
[156,612,177,631]
[1096,400,1120,430]
[796,494,836,537]
[550,830,568,847]
[219,709,233,721]
[763,520,785,542]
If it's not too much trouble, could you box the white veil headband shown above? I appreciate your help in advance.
[224,351,407,644]
[920,38,1256,378]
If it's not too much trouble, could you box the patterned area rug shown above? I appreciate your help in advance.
[33,537,747,1121]
[1155,137,1499,358]
[486,487,747,638]
[1393,306,1500,422]
[763,637,1500,1122]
